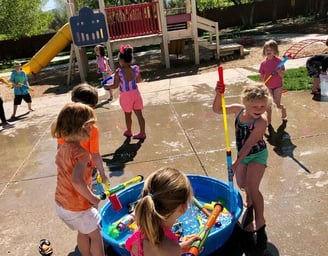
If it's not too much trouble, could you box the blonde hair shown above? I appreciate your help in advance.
[51,102,96,141]
[241,83,271,106]
[135,167,192,246]
[262,39,279,56]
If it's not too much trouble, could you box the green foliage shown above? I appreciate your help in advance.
[0,0,54,40]
[248,67,312,91]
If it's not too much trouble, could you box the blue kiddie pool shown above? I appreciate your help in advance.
[100,174,243,256]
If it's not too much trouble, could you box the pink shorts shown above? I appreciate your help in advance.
[119,90,144,113]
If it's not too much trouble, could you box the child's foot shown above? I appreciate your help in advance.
[108,96,113,101]
[10,115,16,121]
[132,133,146,140]
[29,108,35,111]
[2,121,14,129]
[281,108,287,120]
[123,130,132,137]
[311,89,321,95]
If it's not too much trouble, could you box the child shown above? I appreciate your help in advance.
[110,44,146,140]
[306,53,328,95]
[51,102,105,256]
[126,167,200,255]
[9,62,34,120]
[212,83,271,251]
[94,44,114,101]
[0,96,14,129]
[57,83,109,189]
[259,40,287,125]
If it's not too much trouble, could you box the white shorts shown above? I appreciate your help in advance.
[55,203,101,234]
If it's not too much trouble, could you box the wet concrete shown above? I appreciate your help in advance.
[1,38,328,255]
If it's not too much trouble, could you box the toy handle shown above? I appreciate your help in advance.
[216,66,225,94]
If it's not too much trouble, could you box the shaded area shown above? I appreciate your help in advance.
[265,120,311,173]
[102,138,143,173]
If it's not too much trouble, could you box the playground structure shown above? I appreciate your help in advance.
[283,39,327,59]
[21,0,246,84]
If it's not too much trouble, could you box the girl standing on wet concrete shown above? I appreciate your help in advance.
[259,40,287,126]
[213,83,271,252]
[51,102,105,256]
[110,44,146,140]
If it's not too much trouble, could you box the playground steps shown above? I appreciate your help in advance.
[283,39,327,58]
[198,38,245,57]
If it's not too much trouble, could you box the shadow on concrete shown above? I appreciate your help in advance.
[102,137,143,173]
[265,120,311,173]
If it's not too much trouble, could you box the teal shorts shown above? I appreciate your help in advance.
[241,148,268,166]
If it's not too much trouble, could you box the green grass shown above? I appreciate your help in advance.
[248,67,312,91]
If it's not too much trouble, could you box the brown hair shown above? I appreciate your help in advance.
[135,167,192,246]
[241,83,271,106]
[51,102,96,141]
[262,39,279,56]
[71,83,98,108]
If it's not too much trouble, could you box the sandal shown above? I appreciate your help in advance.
[123,130,132,137]
[132,133,146,140]
[311,89,321,95]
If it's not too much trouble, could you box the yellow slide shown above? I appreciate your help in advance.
[22,23,72,75]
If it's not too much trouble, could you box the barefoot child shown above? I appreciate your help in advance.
[259,40,287,125]
[94,44,114,101]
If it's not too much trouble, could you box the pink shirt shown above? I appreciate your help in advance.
[259,56,285,89]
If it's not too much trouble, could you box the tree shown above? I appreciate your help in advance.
[0,0,53,40]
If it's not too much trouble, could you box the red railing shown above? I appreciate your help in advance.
[104,2,161,40]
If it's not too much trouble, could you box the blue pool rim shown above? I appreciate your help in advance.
[100,174,243,256]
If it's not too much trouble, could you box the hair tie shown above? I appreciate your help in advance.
[147,193,154,199]
[119,45,125,54]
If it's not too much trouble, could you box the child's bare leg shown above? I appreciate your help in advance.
[28,103,34,111]
[89,228,105,256]
[77,231,91,256]
[125,112,132,133]
[134,110,145,134]
[312,77,320,91]
[272,87,286,119]
[246,162,266,230]
[12,105,18,118]
[266,105,272,126]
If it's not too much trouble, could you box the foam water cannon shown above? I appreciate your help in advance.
[0,77,13,89]
[264,54,291,84]
[181,203,223,256]
[99,175,144,211]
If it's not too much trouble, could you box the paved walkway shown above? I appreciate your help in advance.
[1,34,327,256]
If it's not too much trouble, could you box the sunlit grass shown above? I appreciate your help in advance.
[248,67,312,90]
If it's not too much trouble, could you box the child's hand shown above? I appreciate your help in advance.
[215,81,225,94]
[17,82,23,87]
[180,234,201,253]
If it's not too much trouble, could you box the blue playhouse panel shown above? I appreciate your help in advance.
[100,175,242,256]
[69,7,108,47]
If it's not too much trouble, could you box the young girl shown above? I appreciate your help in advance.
[94,44,114,101]
[9,62,34,120]
[110,44,146,140]
[51,102,105,256]
[259,40,287,125]
[57,83,109,191]
[212,83,271,251]
[126,167,200,256]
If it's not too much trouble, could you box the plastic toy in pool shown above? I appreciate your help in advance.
[100,174,243,256]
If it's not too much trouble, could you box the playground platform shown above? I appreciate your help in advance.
[0,36,327,255]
